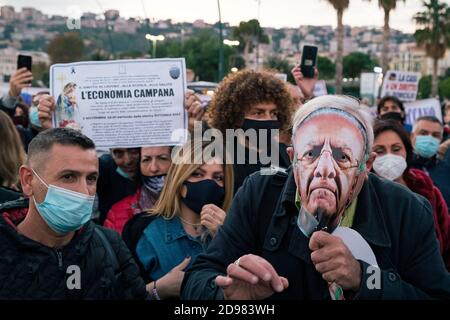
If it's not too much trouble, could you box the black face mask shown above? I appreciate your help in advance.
[242,119,280,131]
[181,180,225,215]
[380,112,404,123]
[242,119,280,156]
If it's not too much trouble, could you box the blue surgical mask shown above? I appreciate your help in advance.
[29,106,42,128]
[142,174,166,194]
[116,167,132,180]
[415,135,440,159]
[32,169,95,234]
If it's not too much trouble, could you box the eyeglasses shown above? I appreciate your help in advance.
[296,147,360,171]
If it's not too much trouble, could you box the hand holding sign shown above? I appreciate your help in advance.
[37,94,56,130]
[309,231,362,291]
[185,90,204,133]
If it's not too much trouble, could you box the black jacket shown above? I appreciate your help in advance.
[181,169,450,300]
[233,142,291,193]
[410,152,450,214]
[0,187,22,204]
[0,199,148,300]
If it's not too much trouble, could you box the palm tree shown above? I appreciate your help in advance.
[414,0,450,97]
[232,19,269,70]
[376,0,406,75]
[326,0,350,94]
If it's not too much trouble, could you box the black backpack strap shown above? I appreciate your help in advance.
[122,213,156,282]
[94,227,120,273]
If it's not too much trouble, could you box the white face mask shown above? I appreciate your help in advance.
[373,154,407,181]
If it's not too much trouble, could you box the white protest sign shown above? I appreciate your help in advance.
[332,227,378,266]
[360,72,377,105]
[380,70,420,102]
[50,58,187,149]
[313,80,328,96]
[404,98,443,126]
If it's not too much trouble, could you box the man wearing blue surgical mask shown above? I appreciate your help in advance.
[0,128,149,299]
[410,116,450,211]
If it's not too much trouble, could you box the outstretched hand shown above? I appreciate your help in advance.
[215,254,289,300]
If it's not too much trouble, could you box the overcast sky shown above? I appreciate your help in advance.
[1,0,445,33]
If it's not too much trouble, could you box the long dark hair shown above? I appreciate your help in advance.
[373,119,413,181]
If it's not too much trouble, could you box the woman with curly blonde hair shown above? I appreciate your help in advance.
[207,69,293,192]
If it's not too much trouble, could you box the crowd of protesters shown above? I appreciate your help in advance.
[0,60,450,300]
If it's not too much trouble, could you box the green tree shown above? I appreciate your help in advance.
[158,30,239,81]
[317,56,336,80]
[418,75,432,99]
[445,67,450,78]
[439,77,450,99]
[326,0,350,94]
[343,52,378,78]
[32,62,49,87]
[232,19,269,67]
[47,32,84,64]
[414,0,450,97]
[366,0,406,74]
[263,55,295,83]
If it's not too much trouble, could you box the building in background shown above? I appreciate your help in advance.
[0,48,49,81]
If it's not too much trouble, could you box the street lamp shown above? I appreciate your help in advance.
[224,40,240,74]
[217,0,224,81]
[373,66,384,100]
[373,66,383,74]
[145,34,165,58]
[223,39,240,47]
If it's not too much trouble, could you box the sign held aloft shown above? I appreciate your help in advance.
[50,58,188,149]
[380,70,421,102]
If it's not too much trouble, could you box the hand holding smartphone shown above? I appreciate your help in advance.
[17,54,33,85]
[300,45,318,78]
[17,54,32,72]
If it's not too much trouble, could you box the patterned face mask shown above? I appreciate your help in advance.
[142,174,166,194]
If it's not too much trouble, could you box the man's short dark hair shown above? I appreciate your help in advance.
[412,116,443,137]
[377,96,404,114]
[27,128,95,168]
[414,115,442,126]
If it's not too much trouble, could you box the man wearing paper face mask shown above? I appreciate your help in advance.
[0,128,148,299]
[372,120,450,271]
[410,116,450,210]
[104,146,172,234]
[181,95,450,300]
